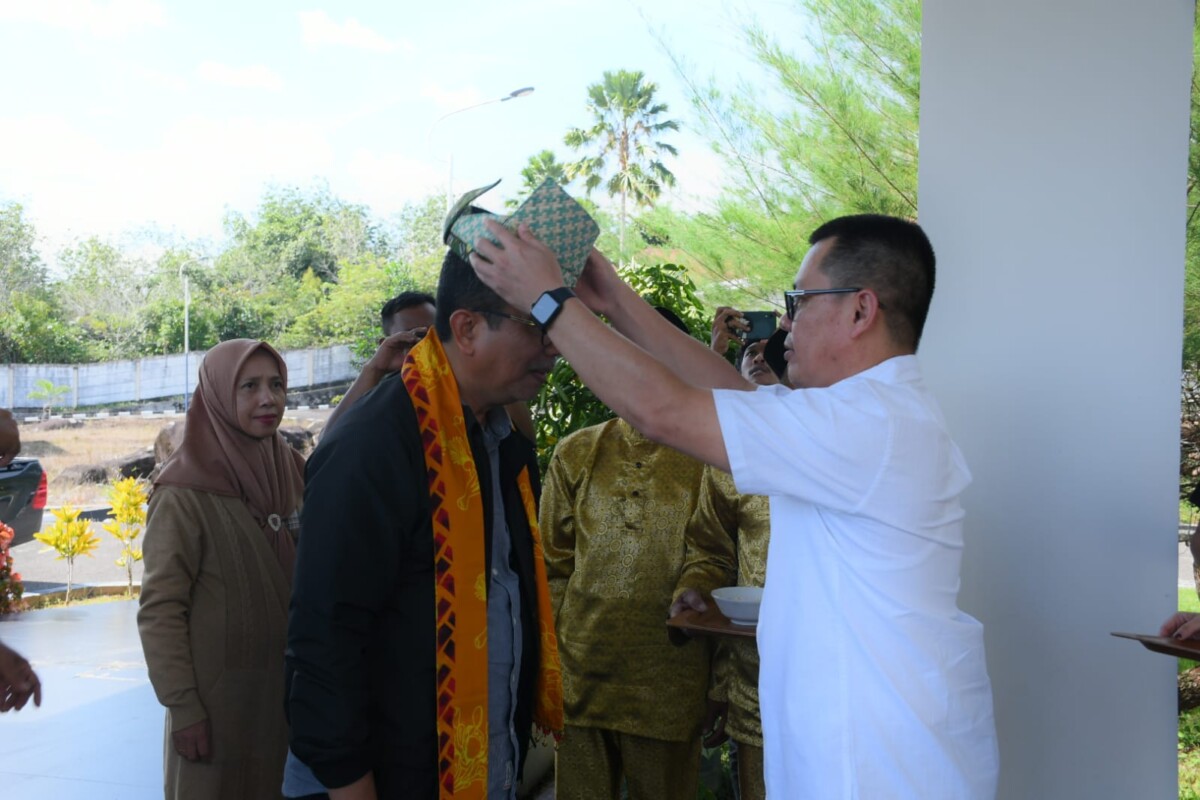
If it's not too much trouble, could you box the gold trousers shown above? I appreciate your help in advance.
[554,725,700,800]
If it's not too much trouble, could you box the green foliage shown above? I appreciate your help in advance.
[0,201,48,306]
[697,742,736,799]
[137,296,220,356]
[534,262,706,473]
[1183,4,1200,368]
[506,150,572,210]
[280,258,394,350]
[102,476,147,597]
[1180,8,1200,504]
[0,291,87,363]
[566,69,681,256]
[27,378,70,419]
[390,194,448,290]
[222,183,387,284]
[655,0,920,308]
[34,505,101,605]
[56,236,153,360]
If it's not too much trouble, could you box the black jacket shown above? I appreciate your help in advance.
[286,372,543,797]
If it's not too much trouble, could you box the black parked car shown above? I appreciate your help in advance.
[0,458,47,546]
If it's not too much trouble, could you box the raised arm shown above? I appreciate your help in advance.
[324,329,425,434]
[470,222,752,471]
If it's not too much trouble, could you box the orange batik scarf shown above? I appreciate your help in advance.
[401,329,563,800]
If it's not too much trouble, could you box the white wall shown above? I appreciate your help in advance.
[0,345,357,409]
[920,2,1193,797]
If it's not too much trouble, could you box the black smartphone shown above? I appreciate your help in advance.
[740,311,778,342]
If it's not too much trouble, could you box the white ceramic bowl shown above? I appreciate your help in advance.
[711,586,763,626]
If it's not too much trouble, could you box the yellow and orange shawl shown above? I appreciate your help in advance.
[401,329,563,800]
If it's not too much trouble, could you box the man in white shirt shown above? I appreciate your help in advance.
[468,213,999,799]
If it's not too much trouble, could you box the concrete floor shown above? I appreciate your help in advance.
[0,599,162,799]
[0,598,556,799]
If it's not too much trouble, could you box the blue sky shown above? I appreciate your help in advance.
[0,0,802,262]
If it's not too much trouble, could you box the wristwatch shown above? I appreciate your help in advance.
[530,287,576,334]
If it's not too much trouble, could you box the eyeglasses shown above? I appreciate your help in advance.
[475,309,549,346]
[783,287,862,320]
[478,309,539,329]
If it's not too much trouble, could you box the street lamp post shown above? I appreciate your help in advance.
[182,269,190,412]
[175,260,203,413]
[426,86,535,210]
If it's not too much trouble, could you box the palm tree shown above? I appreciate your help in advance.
[506,150,571,209]
[565,70,681,255]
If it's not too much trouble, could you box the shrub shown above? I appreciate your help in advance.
[34,505,100,605]
[102,476,147,597]
[0,521,25,614]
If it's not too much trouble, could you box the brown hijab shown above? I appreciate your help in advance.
[156,339,306,578]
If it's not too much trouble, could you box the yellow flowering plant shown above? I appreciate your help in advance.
[34,505,100,605]
[102,476,147,598]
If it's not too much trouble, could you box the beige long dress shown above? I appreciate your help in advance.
[138,485,292,799]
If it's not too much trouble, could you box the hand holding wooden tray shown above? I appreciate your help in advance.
[667,605,757,639]
[1111,631,1200,659]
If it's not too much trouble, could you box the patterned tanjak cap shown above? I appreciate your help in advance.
[442,178,599,288]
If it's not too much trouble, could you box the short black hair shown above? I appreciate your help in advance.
[434,250,507,340]
[808,214,936,350]
[380,291,436,336]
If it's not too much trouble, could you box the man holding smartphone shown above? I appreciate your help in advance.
[469,214,998,799]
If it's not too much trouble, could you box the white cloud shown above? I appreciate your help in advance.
[0,0,166,38]
[195,62,284,92]
[0,112,337,259]
[298,10,405,53]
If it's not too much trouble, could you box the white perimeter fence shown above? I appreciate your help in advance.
[1,345,357,411]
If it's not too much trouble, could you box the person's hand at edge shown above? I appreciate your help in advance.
[1161,611,1200,640]
[0,408,20,468]
[711,307,747,356]
[366,329,427,375]
[0,640,41,712]
[172,718,212,762]
[667,589,710,644]
[669,588,709,618]
[574,247,625,318]
[701,698,729,748]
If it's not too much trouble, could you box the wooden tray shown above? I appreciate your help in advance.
[667,605,757,639]
[1111,631,1200,659]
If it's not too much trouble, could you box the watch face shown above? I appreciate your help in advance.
[531,293,557,325]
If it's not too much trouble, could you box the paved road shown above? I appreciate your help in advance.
[10,406,333,595]
[12,518,144,596]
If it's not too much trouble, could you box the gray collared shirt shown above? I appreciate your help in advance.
[481,408,522,799]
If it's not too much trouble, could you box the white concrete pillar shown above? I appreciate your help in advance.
[920,2,1193,796]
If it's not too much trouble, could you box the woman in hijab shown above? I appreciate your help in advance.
[138,339,305,800]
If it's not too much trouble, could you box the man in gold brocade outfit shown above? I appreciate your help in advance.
[539,311,735,800]
[690,314,783,800]
[689,468,770,800]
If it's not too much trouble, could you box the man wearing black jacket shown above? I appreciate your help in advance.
[286,251,562,800]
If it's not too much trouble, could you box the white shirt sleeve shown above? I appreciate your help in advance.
[713,381,893,515]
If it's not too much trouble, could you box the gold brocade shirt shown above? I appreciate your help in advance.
[539,419,735,742]
[688,465,771,747]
